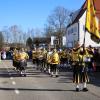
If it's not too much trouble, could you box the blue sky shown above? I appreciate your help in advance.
[0,0,85,31]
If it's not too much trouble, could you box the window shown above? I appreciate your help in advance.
[67,26,77,35]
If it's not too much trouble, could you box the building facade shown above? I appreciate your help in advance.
[66,0,100,48]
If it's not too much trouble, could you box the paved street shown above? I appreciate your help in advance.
[0,60,100,100]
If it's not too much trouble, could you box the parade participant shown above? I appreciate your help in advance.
[66,49,72,69]
[60,49,68,67]
[13,48,21,71]
[36,48,43,70]
[50,48,60,77]
[19,48,29,74]
[71,43,81,91]
[46,48,52,74]
[0,51,1,62]
[58,49,63,67]
[12,48,18,69]
[1,50,6,60]
[41,48,47,72]
[32,48,37,64]
[78,47,90,91]
[13,48,29,76]
[72,42,89,92]
[86,45,94,72]
[93,48,100,71]
[37,48,45,71]
[34,48,38,69]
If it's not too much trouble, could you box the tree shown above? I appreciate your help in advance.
[26,37,33,49]
[9,25,26,47]
[0,31,4,50]
[44,25,55,37]
[10,25,23,43]
[34,28,43,37]
[23,32,28,45]
[45,6,72,48]
[2,26,10,44]
[46,6,71,36]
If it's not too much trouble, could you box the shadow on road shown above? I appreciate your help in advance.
[57,77,72,83]
[0,67,100,88]
[0,68,50,78]
[57,72,73,83]
[0,87,75,92]
[89,72,100,87]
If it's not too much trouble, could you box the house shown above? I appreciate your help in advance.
[32,37,51,48]
[66,0,100,48]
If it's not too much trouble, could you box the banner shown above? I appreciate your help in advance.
[85,0,100,43]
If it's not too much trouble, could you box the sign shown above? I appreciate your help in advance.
[62,36,66,46]
[51,36,55,45]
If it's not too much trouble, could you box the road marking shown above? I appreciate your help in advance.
[10,77,14,80]
[15,89,20,94]
[12,81,16,85]
[2,61,20,95]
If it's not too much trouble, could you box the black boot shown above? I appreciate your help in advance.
[82,88,88,92]
[76,88,80,92]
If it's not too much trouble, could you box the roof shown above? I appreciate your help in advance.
[67,9,80,27]
[72,1,86,24]
[68,0,100,30]
[33,37,51,44]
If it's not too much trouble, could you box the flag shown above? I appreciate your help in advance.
[85,0,100,43]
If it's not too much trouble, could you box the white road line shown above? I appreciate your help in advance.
[15,89,20,94]
[10,77,14,80]
[12,81,16,85]
[2,61,20,95]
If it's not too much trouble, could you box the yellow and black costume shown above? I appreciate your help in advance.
[32,49,37,64]
[13,49,29,71]
[50,49,60,77]
[72,47,89,84]
[72,46,90,92]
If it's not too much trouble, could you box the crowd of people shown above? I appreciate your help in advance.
[31,43,100,92]
[0,43,100,92]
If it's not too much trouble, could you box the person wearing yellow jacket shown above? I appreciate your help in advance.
[78,47,90,91]
[20,48,29,61]
[13,49,20,70]
[71,46,81,91]
[72,44,90,92]
[41,48,47,72]
[50,48,60,77]
[32,48,37,64]
[13,48,17,67]
[17,48,29,75]
[86,45,94,72]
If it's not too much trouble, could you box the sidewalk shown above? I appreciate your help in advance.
[93,72,100,79]
[88,72,100,98]
[89,71,100,80]
[88,72,100,96]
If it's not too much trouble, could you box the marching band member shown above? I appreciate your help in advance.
[32,48,37,65]
[19,48,29,75]
[46,48,52,74]
[41,48,47,72]
[72,42,90,92]
[50,48,60,77]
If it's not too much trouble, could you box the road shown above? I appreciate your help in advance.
[0,60,100,100]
